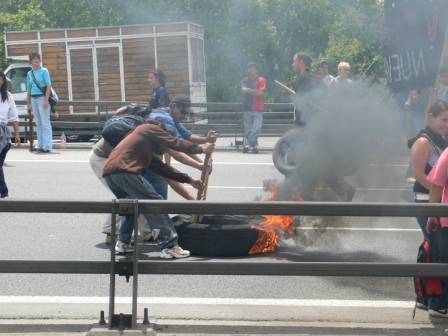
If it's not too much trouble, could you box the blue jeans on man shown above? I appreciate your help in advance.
[104,172,178,249]
[244,110,263,147]
[31,96,52,151]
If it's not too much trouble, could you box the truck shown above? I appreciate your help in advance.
[4,22,207,141]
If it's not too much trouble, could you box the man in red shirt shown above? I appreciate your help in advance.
[241,62,266,154]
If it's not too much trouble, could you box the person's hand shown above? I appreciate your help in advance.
[190,178,202,190]
[43,100,49,109]
[206,130,218,143]
[427,216,439,234]
[14,135,21,146]
[202,142,215,154]
[27,107,32,115]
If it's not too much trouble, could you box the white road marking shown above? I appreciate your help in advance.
[0,296,415,307]
[299,227,420,232]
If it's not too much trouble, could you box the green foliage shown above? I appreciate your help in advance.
[0,0,385,101]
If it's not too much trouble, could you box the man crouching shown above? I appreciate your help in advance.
[103,119,214,258]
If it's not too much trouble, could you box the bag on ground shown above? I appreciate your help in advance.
[101,114,146,147]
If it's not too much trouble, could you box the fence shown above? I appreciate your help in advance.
[15,100,295,148]
[1,199,448,330]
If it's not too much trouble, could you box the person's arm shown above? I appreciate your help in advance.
[8,96,20,145]
[411,138,432,190]
[410,88,429,105]
[165,148,203,170]
[242,87,265,97]
[427,183,444,233]
[187,131,218,144]
[163,178,196,200]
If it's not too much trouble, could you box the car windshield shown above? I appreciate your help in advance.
[7,67,31,94]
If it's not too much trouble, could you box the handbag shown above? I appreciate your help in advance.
[31,70,59,107]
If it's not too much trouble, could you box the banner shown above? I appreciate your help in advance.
[382,0,448,93]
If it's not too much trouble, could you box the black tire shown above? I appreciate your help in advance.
[172,214,266,256]
[65,134,94,142]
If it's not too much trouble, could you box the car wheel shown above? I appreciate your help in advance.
[65,134,95,142]
[172,214,266,256]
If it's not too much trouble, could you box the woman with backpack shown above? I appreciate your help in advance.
[408,100,448,311]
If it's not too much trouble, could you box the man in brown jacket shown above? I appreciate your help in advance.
[103,120,214,258]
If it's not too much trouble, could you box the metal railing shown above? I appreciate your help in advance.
[15,100,295,144]
[1,199,448,329]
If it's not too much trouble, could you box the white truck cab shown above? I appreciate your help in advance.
[5,63,31,114]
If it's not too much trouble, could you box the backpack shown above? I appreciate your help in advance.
[101,114,146,147]
[414,234,443,300]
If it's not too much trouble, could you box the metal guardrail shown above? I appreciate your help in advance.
[3,198,447,328]
[14,100,295,144]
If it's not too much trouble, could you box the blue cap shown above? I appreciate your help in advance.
[147,112,178,137]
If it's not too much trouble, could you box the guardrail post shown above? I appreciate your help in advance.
[108,199,140,330]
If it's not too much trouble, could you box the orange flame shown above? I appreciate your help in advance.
[248,183,302,254]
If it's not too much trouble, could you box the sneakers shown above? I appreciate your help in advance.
[406,176,416,184]
[106,233,134,246]
[242,146,249,153]
[416,297,428,310]
[160,245,190,259]
[341,185,356,202]
[252,147,258,154]
[115,240,134,253]
[429,308,448,318]
[144,229,160,242]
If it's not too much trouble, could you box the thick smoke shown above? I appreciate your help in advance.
[274,81,401,201]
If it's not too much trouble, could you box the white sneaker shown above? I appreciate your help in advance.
[115,240,134,253]
[429,308,448,318]
[160,245,190,259]
[406,177,416,184]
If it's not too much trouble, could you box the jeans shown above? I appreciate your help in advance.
[88,150,153,239]
[0,142,11,197]
[429,225,448,310]
[244,110,263,147]
[143,169,168,200]
[104,172,178,249]
[31,96,52,151]
[415,199,429,240]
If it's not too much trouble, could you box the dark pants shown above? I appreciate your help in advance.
[104,172,178,249]
[429,225,448,310]
[0,142,11,198]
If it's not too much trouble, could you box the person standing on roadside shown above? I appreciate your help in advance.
[241,62,266,154]
[0,71,20,198]
[26,52,53,153]
[148,68,170,109]
[317,60,334,86]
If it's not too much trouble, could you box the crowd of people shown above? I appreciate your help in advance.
[3,50,448,288]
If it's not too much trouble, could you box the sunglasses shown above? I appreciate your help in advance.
[180,107,189,115]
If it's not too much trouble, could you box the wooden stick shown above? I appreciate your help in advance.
[274,79,329,114]
[190,132,217,223]
[274,80,296,95]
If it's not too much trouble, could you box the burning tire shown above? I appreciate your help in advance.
[172,214,266,256]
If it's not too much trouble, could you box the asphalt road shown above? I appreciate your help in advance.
[1,139,448,335]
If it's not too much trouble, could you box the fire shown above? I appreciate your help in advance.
[248,183,303,254]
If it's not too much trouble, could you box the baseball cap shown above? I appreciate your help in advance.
[318,60,328,68]
[171,94,194,115]
[147,113,178,137]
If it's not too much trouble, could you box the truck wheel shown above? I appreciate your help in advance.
[172,214,265,256]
